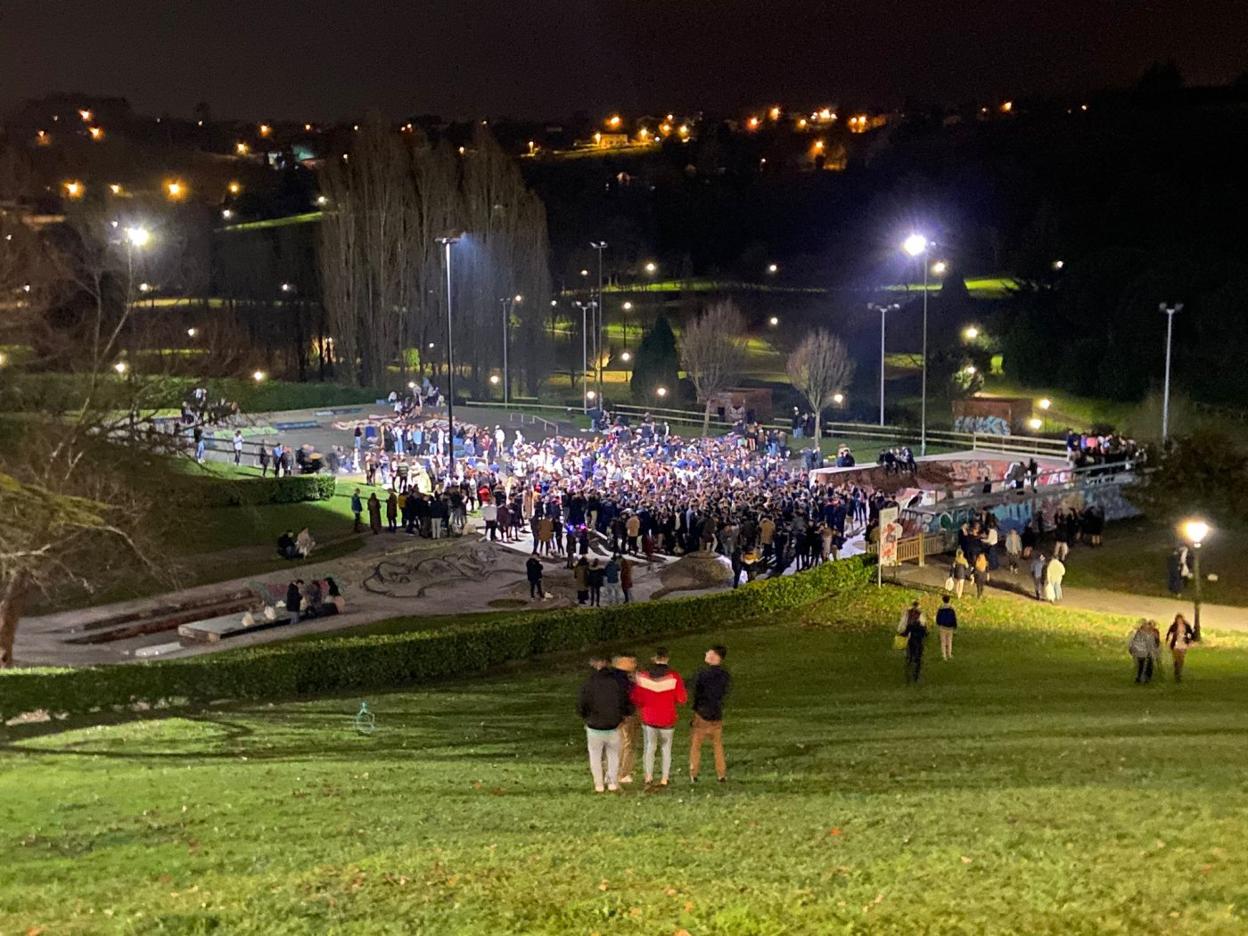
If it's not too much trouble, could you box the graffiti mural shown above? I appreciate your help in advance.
[362,542,499,599]
[924,481,1141,534]
[953,415,1011,435]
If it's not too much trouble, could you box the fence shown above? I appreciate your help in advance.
[864,529,958,567]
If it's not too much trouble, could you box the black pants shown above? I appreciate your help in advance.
[529,580,541,598]
[1135,657,1155,683]
[906,648,923,683]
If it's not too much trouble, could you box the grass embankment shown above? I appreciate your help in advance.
[4,588,1247,933]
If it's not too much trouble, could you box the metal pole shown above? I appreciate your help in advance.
[442,240,456,481]
[879,305,886,427]
[1192,543,1203,641]
[501,298,509,407]
[1161,303,1180,443]
[579,302,589,414]
[921,259,929,457]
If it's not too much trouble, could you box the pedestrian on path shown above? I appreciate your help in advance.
[973,551,989,598]
[631,647,687,788]
[578,657,631,793]
[1005,528,1022,574]
[526,555,544,599]
[1166,613,1195,683]
[1031,553,1047,601]
[689,644,731,783]
[950,549,970,599]
[1046,555,1066,602]
[351,488,364,533]
[935,594,957,660]
[1129,619,1161,684]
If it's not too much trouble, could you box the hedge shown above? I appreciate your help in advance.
[0,557,872,721]
[175,473,336,508]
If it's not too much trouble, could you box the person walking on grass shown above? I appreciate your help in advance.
[1129,619,1161,684]
[897,600,928,683]
[1005,527,1022,574]
[935,594,957,661]
[631,647,687,789]
[578,656,632,793]
[526,555,544,600]
[611,654,640,784]
[232,429,245,466]
[1166,613,1196,683]
[689,644,731,784]
[351,488,364,533]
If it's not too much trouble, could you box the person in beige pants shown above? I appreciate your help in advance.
[611,654,640,784]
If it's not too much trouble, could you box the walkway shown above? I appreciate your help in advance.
[893,563,1248,632]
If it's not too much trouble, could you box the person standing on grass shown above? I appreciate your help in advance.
[950,549,970,599]
[1166,613,1195,683]
[367,491,382,535]
[259,445,271,478]
[897,600,928,683]
[689,644,731,784]
[1046,554,1066,602]
[1006,527,1022,574]
[1031,552,1047,601]
[578,657,631,793]
[631,647,687,788]
[232,429,244,466]
[386,491,398,532]
[351,488,364,533]
[611,654,640,785]
[935,594,957,661]
[1129,619,1161,684]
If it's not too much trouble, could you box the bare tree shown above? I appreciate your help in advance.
[680,300,747,434]
[786,329,855,444]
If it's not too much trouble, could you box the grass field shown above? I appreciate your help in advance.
[5,587,1248,934]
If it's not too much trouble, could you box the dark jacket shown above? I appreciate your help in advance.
[691,665,731,721]
[578,668,631,730]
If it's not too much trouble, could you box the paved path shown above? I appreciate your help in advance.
[893,563,1247,632]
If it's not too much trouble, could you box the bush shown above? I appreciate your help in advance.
[0,558,872,720]
[173,473,336,508]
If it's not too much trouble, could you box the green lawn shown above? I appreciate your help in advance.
[5,587,1248,933]
[1063,517,1248,607]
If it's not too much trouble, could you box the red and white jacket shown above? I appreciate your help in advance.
[630,665,687,728]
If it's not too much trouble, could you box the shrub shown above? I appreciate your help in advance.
[0,558,872,720]
[173,474,336,508]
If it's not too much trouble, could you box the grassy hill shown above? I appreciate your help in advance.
[3,587,1247,933]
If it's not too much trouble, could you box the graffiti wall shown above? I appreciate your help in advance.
[953,415,1011,435]
[923,481,1141,535]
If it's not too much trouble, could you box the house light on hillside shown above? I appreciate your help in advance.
[89,126,104,141]
[165,180,186,200]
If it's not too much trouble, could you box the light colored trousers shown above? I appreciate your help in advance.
[603,582,622,605]
[642,725,675,781]
[586,727,621,787]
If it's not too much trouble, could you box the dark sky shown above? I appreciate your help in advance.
[2,0,1245,121]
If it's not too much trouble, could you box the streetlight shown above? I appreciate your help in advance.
[1038,398,1052,410]
[902,232,933,455]
[187,327,198,338]
[436,234,461,479]
[656,386,668,399]
[1160,302,1184,443]
[832,392,845,405]
[963,325,979,341]
[125,226,151,249]
[253,370,266,382]
[113,361,128,374]
[931,260,948,276]
[644,261,657,274]
[767,263,778,274]
[499,293,522,405]
[573,300,594,413]
[1181,518,1210,641]
[768,316,779,327]
[591,241,608,399]
[868,302,900,427]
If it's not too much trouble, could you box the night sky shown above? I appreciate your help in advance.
[1,0,1244,121]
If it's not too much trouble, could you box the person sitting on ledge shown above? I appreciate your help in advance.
[276,530,298,560]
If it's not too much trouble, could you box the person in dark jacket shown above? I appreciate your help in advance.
[898,601,928,683]
[578,657,631,792]
[689,644,731,783]
[526,555,544,600]
[285,580,304,622]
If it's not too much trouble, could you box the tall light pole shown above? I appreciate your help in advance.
[902,233,932,455]
[1181,518,1210,642]
[1160,302,1183,443]
[436,235,460,480]
[868,302,899,427]
[499,293,522,406]
[590,241,608,400]
[573,300,592,414]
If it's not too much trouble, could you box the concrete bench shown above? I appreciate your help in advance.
[178,611,294,643]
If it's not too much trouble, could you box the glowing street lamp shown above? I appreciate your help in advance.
[768,316,779,327]
[187,328,198,338]
[1028,417,1043,431]
[489,374,500,385]
[258,123,272,137]
[832,392,845,405]
[113,361,128,374]
[315,195,328,207]
[125,226,151,248]
[228,180,242,195]
[1052,259,1064,271]
[88,126,104,141]
[79,109,93,123]
[252,370,266,382]
[1181,518,1211,640]
[655,386,668,399]
[931,260,948,276]
[620,351,632,362]
[221,209,233,220]
[1038,398,1052,410]
[236,141,250,155]
[109,183,123,195]
[769,106,781,121]
[644,261,657,274]
[963,326,979,341]
[63,180,84,199]
[607,114,622,128]
[280,282,294,294]
[165,180,186,200]
[767,263,778,274]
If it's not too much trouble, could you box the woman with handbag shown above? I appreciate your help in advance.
[950,549,970,599]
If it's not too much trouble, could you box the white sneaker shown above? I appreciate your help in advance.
[607,784,619,792]
[619,775,633,784]
[594,784,605,793]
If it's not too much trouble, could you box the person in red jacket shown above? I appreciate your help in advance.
[630,647,687,788]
